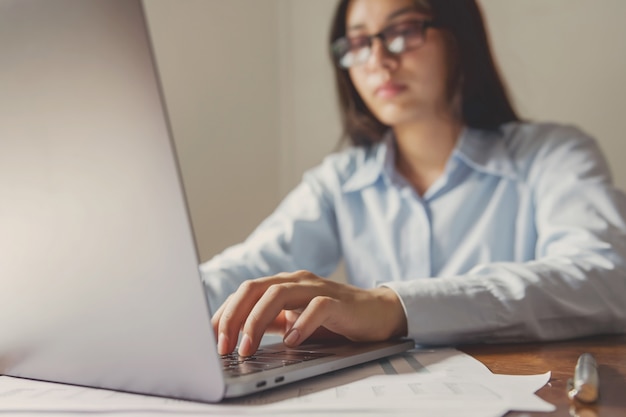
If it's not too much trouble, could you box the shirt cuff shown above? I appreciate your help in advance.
[380,278,501,345]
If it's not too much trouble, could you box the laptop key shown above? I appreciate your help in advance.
[221,349,336,377]
[224,361,285,377]
[266,351,335,361]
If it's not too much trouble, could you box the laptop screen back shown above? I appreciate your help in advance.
[0,0,223,402]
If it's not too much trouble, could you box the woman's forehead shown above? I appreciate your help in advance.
[346,0,429,30]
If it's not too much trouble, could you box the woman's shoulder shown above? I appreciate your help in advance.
[501,121,596,157]
[305,142,384,187]
[498,121,610,181]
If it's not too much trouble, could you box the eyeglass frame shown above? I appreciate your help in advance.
[331,19,440,69]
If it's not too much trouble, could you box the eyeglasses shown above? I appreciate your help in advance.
[332,20,438,69]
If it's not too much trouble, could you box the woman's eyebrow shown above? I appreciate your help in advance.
[347,7,419,32]
[387,6,419,21]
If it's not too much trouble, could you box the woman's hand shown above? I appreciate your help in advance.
[211,270,408,357]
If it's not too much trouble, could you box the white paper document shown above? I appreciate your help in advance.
[0,348,554,416]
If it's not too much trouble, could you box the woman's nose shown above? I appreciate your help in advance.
[365,38,398,71]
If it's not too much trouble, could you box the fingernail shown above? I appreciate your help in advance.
[238,333,252,356]
[217,332,228,355]
[283,328,300,346]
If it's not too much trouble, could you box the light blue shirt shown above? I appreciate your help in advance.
[200,122,626,345]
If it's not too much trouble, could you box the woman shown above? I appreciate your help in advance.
[201,0,626,357]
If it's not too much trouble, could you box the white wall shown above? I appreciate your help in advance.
[480,0,626,187]
[277,0,343,194]
[144,0,281,261]
[144,0,626,263]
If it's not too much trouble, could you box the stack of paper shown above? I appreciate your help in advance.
[0,348,555,416]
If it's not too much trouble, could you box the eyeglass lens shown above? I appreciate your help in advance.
[334,20,431,69]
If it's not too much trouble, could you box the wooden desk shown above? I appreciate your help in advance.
[460,334,626,417]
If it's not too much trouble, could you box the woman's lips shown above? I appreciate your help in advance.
[375,82,407,98]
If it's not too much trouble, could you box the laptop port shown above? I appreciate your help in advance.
[256,380,266,388]
[275,376,285,383]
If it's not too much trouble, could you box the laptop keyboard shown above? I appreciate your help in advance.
[221,348,335,377]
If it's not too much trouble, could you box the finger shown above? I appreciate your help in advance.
[263,310,293,334]
[216,274,309,355]
[210,294,234,338]
[283,296,340,347]
[282,309,300,333]
[238,282,323,356]
[216,280,268,355]
[211,294,239,356]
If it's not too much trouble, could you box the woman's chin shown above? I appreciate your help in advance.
[374,110,423,128]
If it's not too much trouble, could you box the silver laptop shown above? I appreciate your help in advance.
[0,0,414,403]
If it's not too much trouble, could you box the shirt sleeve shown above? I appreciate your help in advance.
[383,129,626,345]
[199,167,342,314]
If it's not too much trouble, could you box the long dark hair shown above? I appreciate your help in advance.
[330,0,520,147]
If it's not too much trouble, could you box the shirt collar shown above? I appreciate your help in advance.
[341,126,518,193]
[341,132,392,193]
[453,127,518,181]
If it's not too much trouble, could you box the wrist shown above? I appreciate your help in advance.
[373,287,408,339]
